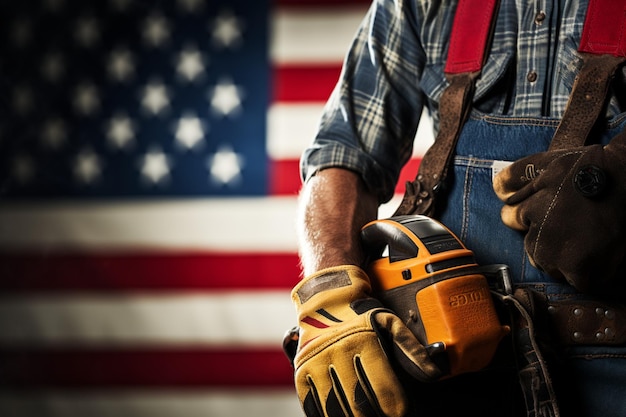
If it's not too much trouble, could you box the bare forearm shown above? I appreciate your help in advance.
[297,168,379,276]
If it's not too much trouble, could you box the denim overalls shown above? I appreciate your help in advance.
[430,111,626,416]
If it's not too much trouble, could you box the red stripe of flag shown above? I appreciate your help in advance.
[0,253,301,292]
[0,348,294,388]
[270,158,422,196]
[396,158,421,193]
[269,159,302,195]
[273,65,342,102]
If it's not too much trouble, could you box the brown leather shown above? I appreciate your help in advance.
[512,288,626,346]
[494,289,561,417]
[394,72,479,216]
[550,53,625,151]
[547,299,626,346]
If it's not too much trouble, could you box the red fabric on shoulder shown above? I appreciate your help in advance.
[579,0,626,57]
[445,0,499,74]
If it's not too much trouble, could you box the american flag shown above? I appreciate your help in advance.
[0,0,433,416]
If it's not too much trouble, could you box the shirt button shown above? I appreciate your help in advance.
[527,71,538,83]
[535,11,546,25]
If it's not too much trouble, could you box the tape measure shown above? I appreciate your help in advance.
[361,215,510,376]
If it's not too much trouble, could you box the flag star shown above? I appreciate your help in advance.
[207,145,245,185]
[108,48,135,82]
[74,148,103,184]
[41,118,67,149]
[11,19,32,48]
[211,10,245,48]
[75,16,100,48]
[12,154,35,184]
[176,47,206,82]
[73,82,100,116]
[43,0,65,12]
[177,0,204,13]
[41,52,65,83]
[13,86,34,116]
[141,81,170,115]
[143,14,170,47]
[209,79,244,117]
[139,148,172,184]
[110,0,133,12]
[107,114,135,149]
[175,115,205,150]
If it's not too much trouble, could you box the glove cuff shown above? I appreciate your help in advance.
[291,265,370,307]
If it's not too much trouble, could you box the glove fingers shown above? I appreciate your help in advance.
[374,312,442,382]
[330,347,406,417]
[329,366,355,417]
[500,202,528,231]
[354,354,399,417]
[302,375,324,417]
[297,344,399,417]
[300,371,349,417]
[493,155,548,200]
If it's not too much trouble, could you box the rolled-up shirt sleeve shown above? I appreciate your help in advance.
[300,0,428,204]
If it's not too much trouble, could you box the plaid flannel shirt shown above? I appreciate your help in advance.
[301,0,626,203]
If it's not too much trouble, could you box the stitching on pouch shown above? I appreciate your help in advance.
[533,152,586,260]
[461,157,475,242]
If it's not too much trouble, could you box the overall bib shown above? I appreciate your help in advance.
[435,111,626,417]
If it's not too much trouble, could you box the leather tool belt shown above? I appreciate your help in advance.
[533,291,626,347]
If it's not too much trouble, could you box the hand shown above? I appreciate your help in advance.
[291,265,442,417]
[493,129,626,294]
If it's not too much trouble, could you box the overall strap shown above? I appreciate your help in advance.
[394,0,499,217]
[549,0,626,150]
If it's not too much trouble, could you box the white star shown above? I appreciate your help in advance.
[139,148,171,184]
[141,81,170,115]
[175,115,205,150]
[211,10,245,48]
[41,118,67,149]
[209,79,244,117]
[108,48,135,82]
[110,0,133,12]
[75,16,100,48]
[12,154,35,184]
[74,148,102,184]
[107,114,135,149]
[177,0,203,13]
[176,47,206,82]
[73,82,100,116]
[13,86,34,116]
[143,14,170,47]
[41,51,65,83]
[44,0,65,12]
[11,19,32,48]
[207,145,245,185]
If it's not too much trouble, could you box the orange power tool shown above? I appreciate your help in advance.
[361,215,511,377]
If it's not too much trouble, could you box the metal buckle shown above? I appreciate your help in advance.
[476,263,513,295]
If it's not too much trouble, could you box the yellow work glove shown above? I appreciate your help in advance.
[291,265,442,417]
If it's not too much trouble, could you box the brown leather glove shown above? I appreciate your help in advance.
[292,265,442,417]
[493,129,626,294]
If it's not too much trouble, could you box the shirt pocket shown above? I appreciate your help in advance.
[554,36,584,96]
[420,51,514,108]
